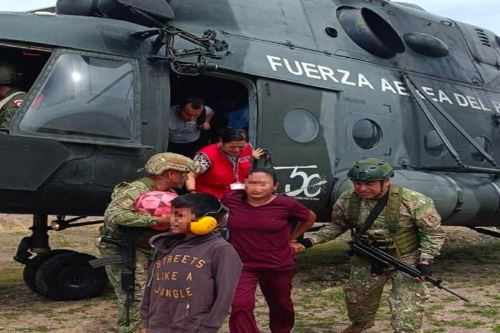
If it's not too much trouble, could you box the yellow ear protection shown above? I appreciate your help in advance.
[189,203,229,235]
[190,216,218,235]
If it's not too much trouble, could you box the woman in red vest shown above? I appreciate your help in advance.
[186,129,265,199]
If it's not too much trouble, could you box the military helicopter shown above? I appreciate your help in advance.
[0,0,500,300]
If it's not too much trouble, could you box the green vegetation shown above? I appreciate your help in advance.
[297,240,350,270]
[4,312,20,320]
[18,326,49,332]
[0,265,22,290]
[439,239,500,263]
[441,320,484,329]
[423,328,445,333]
[322,288,345,306]
[443,296,458,303]
[469,305,498,318]
[426,304,445,312]
[294,313,338,331]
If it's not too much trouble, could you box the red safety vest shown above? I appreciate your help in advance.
[195,143,253,198]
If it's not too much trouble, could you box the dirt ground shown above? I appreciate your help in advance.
[0,213,499,333]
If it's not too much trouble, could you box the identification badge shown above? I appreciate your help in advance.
[230,182,245,190]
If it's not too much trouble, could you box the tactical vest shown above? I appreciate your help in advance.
[347,185,419,257]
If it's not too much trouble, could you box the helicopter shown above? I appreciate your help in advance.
[0,0,500,300]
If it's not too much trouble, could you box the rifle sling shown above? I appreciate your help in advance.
[357,193,389,235]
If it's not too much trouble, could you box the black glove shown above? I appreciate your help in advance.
[416,261,433,276]
[298,238,314,249]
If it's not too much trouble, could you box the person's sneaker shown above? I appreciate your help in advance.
[340,321,374,333]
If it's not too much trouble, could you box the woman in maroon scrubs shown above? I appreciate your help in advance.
[222,168,316,333]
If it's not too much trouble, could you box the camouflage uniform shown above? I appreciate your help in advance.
[0,89,26,133]
[99,177,159,333]
[99,152,194,333]
[310,187,445,333]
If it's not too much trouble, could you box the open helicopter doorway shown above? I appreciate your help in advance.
[0,44,51,93]
[169,74,254,157]
[0,44,51,134]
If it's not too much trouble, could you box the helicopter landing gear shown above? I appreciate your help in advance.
[34,252,108,300]
[14,214,108,300]
[22,249,76,293]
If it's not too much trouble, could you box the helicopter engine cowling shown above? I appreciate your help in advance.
[55,0,174,27]
[333,170,500,227]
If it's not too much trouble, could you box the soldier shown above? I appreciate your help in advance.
[0,61,26,134]
[98,152,194,333]
[303,158,446,333]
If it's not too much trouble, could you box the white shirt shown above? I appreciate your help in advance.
[168,105,214,143]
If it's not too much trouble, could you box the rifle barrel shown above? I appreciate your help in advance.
[434,282,470,302]
[350,240,469,303]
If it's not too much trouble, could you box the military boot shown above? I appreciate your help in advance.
[340,321,374,333]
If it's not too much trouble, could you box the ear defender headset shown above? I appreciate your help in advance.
[189,203,229,235]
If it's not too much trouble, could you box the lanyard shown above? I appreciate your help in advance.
[233,157,240,182]
[218,143,245,183]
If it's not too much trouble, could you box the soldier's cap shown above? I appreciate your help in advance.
[140,152,194,175]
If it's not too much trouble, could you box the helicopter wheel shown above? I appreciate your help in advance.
[34,252,108,300]
[22,249,76,294]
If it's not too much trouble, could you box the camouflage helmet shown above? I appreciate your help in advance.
[143,153,194,176]
[0,61,17,84]
[347,158,394,181]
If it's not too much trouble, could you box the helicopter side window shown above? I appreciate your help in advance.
[352,118,382,149]
[19,53,134,140]
[283,108,319,143]
[471,136,493,162]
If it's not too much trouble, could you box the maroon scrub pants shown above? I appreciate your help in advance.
[229,269,295,333]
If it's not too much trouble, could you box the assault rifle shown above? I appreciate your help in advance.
[349,239,470,302]
[89,227,137,325]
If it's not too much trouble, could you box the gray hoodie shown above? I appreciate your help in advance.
[140,231,242,333]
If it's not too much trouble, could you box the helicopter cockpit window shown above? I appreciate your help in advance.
[283,108,319,143]
[352,119,382,149]
[19,53,134,140]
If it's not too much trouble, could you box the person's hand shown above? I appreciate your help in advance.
[289,240,305,253]
[413,261,432,282]
[198,122,211,130]
[155,214,170,224]
[139,328,148,333]
[151,215,170,231]
[298,238,315,249]
[252,148,266,159]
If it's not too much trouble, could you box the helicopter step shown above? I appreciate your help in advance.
[13,215,108,300]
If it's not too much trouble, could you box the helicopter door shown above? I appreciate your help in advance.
[256,79,335,221]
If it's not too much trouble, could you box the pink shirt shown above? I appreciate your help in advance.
[222,190,310,271]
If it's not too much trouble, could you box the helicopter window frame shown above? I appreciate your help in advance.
[12,49,145,148]
[283,108,320,143]
[351,118,383,150]
[470,136,493,162]
[424,129,447,157]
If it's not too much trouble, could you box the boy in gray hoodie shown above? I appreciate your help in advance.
[140,193,242,333]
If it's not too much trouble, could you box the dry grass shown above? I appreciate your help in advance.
[0,214,499,333]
